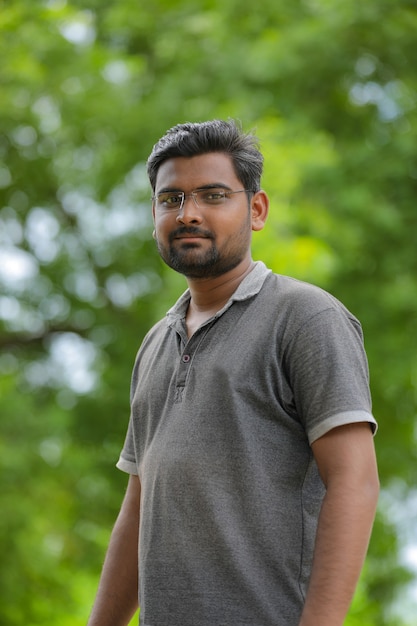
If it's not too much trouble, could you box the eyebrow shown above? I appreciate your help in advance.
[156,183,233,194]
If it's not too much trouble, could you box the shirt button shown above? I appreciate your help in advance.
[182,354,191,363]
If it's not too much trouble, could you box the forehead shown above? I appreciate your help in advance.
[155,152,241,191]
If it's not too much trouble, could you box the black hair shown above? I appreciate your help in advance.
[146,119,263,192]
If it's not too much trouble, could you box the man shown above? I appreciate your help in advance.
[88,120,379,626]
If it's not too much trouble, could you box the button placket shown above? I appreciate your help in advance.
[175,347,193,392]
[174,321,215,401]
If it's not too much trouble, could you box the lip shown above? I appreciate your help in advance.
[176,234,205,239]
[170,228,213,243]
[174,234,208,241]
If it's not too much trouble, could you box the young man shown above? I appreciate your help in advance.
[88,120,379,626]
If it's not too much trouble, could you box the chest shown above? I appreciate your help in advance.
[130,307,305,476]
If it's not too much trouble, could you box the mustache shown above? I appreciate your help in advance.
[169,226,214,242]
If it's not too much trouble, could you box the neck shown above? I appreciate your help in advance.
[186,258,256,313]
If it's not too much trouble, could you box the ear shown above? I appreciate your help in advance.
[251,191,269,232]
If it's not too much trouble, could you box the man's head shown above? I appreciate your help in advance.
[149,121,269,280]
[147,119,264,193]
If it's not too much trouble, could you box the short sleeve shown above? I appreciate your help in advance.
[116,415,138,474]
[284,306,377,444]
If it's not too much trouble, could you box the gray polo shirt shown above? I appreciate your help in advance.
[117,261,376,626]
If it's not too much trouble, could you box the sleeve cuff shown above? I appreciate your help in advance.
[308,410,377,445]
[116,456,138,475]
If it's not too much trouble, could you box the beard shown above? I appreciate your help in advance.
[155,226,249,279]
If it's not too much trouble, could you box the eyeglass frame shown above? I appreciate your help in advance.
[152,187,256,212]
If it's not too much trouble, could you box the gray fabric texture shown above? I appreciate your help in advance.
[117,262,377,626]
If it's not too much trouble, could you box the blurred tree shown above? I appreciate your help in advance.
[1,0,416,623]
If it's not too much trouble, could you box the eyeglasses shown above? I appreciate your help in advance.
[152,188,252,212]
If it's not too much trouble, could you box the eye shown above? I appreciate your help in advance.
[199,189,226,204]
[157,193,182,208]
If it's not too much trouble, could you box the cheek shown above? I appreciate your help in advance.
[220,213,252,239]
[153,214,173,236]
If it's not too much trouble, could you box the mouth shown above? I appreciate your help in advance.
[170,228,213,243]
[175,234,207,241]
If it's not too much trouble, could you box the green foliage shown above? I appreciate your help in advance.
[1,0,417,623]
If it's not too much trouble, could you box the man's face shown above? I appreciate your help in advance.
[152,152,255,279]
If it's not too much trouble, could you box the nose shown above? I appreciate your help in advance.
[176,194,203,224]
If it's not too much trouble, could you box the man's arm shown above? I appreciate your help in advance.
[299,422,379,626]
[88,474,141,626]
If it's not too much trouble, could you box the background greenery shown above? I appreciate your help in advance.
[1,0,417,623]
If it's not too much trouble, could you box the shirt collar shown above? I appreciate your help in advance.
[166,261,271,326]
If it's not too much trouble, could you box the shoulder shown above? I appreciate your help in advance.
[129,317,171,396]
[250,273,366,356]
[132,316,171,368]
[260,273,360,328]
[264,272,341,306]
[135,317,171,357]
